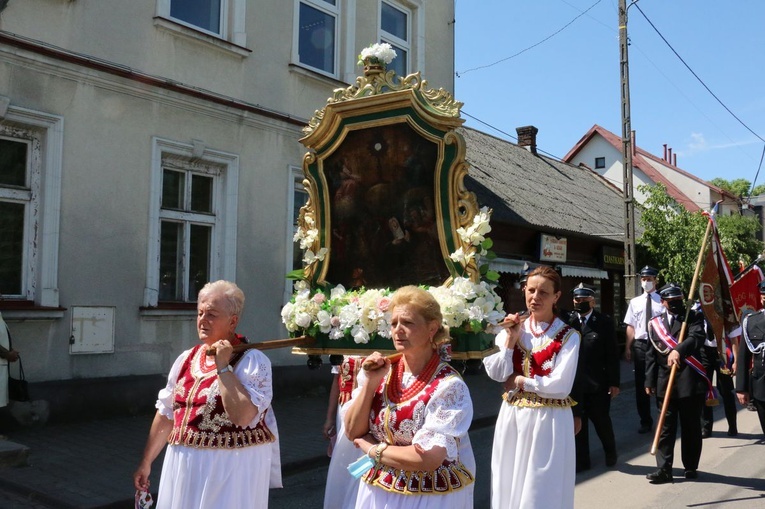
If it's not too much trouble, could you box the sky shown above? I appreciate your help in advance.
[453,0,765,190]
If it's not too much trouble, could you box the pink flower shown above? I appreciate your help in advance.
[312,293,326,304]
[377,297,391,313]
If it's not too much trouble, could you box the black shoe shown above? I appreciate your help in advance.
[701,428,711,439]
[728,427,738,437]
[605,452,618,467]
[646,469,673,484]
[684,470,698,479]
[638,424,652,434]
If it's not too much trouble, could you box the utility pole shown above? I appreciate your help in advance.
[619,0,638,301]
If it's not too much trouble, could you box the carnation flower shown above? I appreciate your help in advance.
[358,42,397,66]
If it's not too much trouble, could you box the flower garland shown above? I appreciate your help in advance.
[283,206,505,344]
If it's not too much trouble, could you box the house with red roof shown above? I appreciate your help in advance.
[563,125,738,215]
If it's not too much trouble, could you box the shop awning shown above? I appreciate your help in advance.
[558,265,609,280]
[489,258,535,275]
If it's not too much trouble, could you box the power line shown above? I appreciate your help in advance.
[632,3,765,194]
[456,0,603,77]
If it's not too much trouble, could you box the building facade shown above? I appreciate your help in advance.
[0,0,455,419]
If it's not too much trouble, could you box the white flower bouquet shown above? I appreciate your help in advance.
[357,42,397,66]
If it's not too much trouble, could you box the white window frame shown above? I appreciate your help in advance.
[0,105,63,308]
[156,0,247,47]
[378,0,423,76]
[144,137,239,307]
[293,0,341,78]
[285,165,308,303]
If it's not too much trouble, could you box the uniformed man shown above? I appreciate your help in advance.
[645,284,706,484]
[567,283,620,472]
[698,308,738,438]
[624,265,662,433]
[736,280,765,436]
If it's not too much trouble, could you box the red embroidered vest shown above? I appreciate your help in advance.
[167,343,275,449]
[362,360,474,495]
[337,356,362,406]
[505,321,577,408]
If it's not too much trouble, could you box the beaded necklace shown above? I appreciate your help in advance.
[529,317,555,338]
[386,352,440,404]
[197,335,244,374]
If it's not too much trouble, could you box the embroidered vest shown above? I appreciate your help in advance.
[167,344,275,449]
[338,356,363,406]
[362,361,474,495]
[506,322,576,408]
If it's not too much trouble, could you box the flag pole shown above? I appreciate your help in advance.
[734,254,764,282]
[650,215,714,456]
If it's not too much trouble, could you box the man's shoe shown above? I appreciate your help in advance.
[747,402,757,411]
[684,470,698,479]
[701,428,711,439]
[605,452,618,467]
[728,426,738,437]
[646,469,673,484]
[638,424,652,434]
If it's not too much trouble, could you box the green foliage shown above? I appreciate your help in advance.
[637,183,763,289]
[753,184,765,196]
[710,177,752,198]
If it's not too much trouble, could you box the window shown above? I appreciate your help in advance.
[145,138,239,307]
[156,0,247,48]
[0,106,63,308]
[595,157,605,169]
[381,1,410,77]
[296,0,339,76]
[170,0,225,35]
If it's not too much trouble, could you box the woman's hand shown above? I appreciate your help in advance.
[212,339,234,370]
[352,433,376,455]
[504,372,525,391]
[361,352,391,386]
[322,419,336,440]
[132,462,151,491]
[500,313,524,350]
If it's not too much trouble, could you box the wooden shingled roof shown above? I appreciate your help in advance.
[459,126,634,242]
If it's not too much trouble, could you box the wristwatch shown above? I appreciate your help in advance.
[217,365,233,375]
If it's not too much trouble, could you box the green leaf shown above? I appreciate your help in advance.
[285,268,307,280]
[482,238,494,250]
[485,270,501,282]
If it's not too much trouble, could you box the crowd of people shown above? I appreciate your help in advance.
[124,264,764,508]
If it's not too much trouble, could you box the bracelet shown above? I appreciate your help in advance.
[368,444,378,460]
[375,442,388,463]
[217,365,233,375]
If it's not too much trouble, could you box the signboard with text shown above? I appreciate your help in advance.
[539,234,567,262]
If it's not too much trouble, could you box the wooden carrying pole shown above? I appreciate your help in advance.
[650,219,714,455]
[206,335,314,356]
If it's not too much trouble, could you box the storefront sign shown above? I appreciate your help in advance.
[539,234,567,262]
[601,246,624,270]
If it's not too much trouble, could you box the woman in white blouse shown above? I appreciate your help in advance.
[344,285,475,508]
[483,266,580,509]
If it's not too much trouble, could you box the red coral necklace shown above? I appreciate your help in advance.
[387,353,440,404]
[529,317,554,338]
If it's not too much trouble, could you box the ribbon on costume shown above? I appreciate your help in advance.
[742,312,765,355]
[650,316,719,406]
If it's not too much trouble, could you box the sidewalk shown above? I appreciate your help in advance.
[0,365,507,509]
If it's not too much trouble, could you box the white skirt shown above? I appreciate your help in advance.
[157,442,275,509]
[490,404,575,509]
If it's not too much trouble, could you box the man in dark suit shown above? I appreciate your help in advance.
[645,284,707,484]
[568,283,620,472]
[736,280,765,436]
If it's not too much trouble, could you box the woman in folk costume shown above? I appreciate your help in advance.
[483,265,580,509]
[323,355,364,509]
[133,280,281,509]
[344,285,476,508]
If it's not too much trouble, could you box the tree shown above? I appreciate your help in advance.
[710,177,752,198]
[637,183,763,290]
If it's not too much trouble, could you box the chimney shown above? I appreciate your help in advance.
[673,153,677,166]
[663,144,668,161]
[516,126,538,155]
[668,147,673,165]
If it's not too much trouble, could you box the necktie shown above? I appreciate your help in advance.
[580,316,586,330]
[644,292,652,336]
